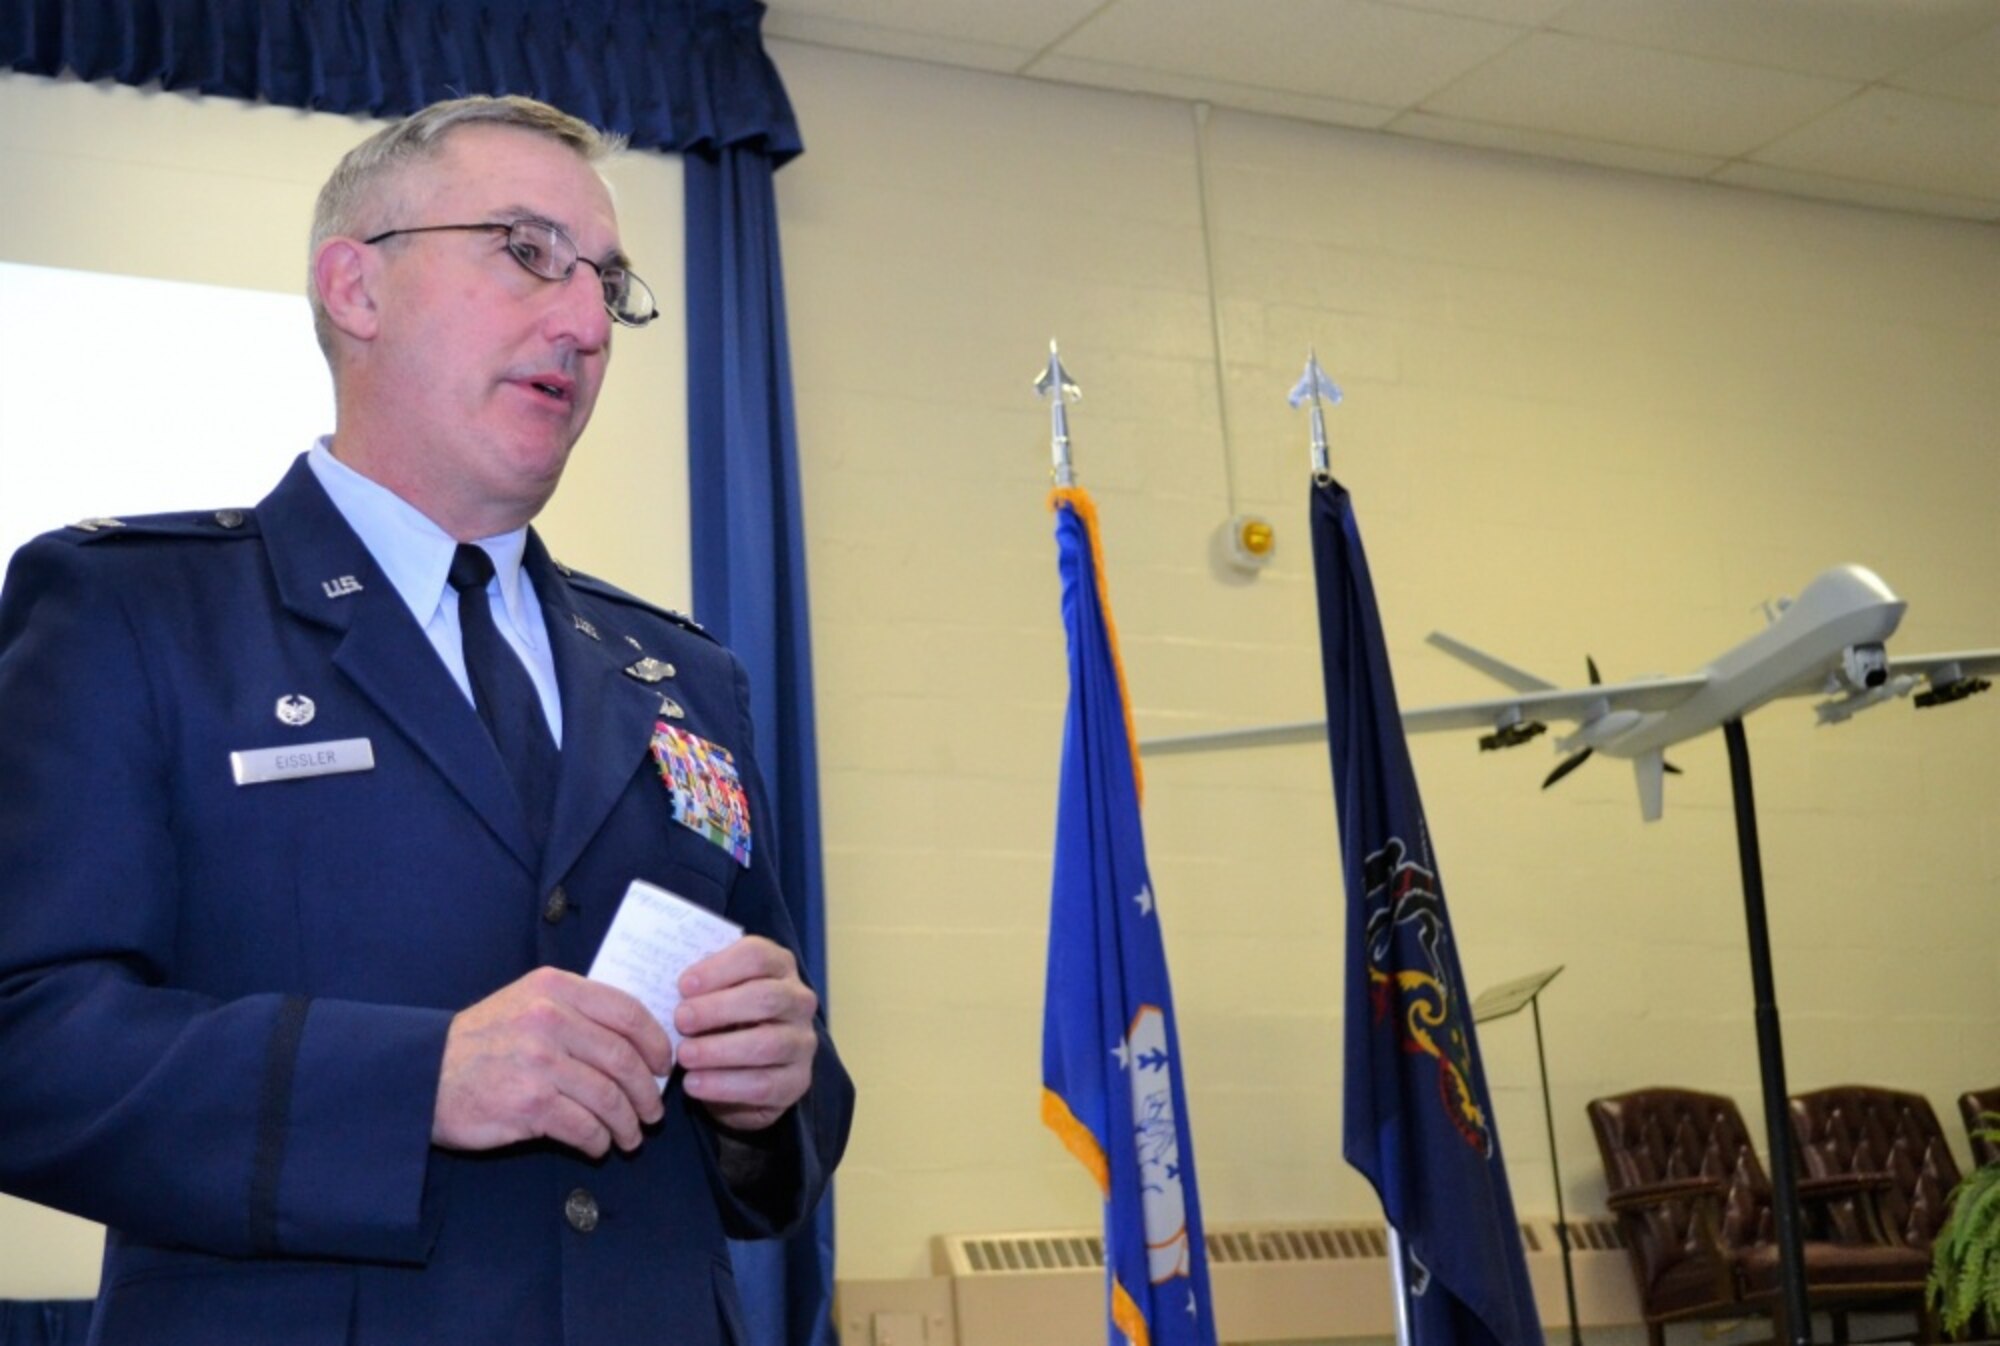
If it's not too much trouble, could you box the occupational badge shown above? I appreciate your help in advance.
[275,694,316,727]
[648,722,752,867]
[624,656,675,683]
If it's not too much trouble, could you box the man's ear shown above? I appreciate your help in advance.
[313,238,380,342]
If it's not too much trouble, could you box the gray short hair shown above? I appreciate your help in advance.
[308,95,624,358]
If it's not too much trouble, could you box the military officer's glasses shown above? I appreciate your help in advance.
[363,219,659,327]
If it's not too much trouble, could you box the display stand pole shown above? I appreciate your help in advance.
[1473,966,1577,1346]
[1529,992,1583,1346]
[1723,718,1811,1346]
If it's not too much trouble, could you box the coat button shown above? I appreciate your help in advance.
[564,1188,599,1233]
[542,886,570,924]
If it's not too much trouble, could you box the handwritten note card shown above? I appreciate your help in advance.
[587,878,743,1085]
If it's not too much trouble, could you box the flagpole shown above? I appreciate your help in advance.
[1288,347,1341,483]
[1035,339,1081,487]
[1386,1226,1416,1346]
[1296,349,1419,1346]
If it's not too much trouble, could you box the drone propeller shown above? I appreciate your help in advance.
[1539,655,1680,790]
[1543,748,1592,789]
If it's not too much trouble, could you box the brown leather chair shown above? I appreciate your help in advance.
[1589,1087,1931,1346]
[1960,1086,2000,1168]
[1789,1086,1961,1253]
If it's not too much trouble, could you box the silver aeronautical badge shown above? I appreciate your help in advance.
[572,613,601,641]
[624,657,676,684]
[657,696,686,720]
[275,694,316,727]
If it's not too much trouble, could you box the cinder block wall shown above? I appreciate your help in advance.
[769,41,2000,1284]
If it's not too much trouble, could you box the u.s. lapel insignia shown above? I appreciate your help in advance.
[624,657,675,684]
[657,695,685,720]
[648,722,752,867]
[322,575,363,599]
[572,613,601,641]
[275,694,316,727]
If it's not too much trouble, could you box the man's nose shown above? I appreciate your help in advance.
[546,264,613,351]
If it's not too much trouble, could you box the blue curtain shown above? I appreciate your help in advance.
[686,144,835,1346]
[2,2,831,1342]
[0,1301,92,1346]
[0,0,801,160]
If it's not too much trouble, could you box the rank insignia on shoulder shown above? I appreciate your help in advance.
[649,723,752,867]
[70,517,126,533]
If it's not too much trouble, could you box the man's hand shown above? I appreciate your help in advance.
[674,936,818,1132]
[433,966,674,1158]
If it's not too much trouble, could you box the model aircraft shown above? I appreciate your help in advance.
[1140,564,2000,821]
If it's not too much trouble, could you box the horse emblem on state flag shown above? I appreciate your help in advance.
[1362,835,1491,1156]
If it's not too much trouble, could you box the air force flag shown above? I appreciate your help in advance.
[1042,487,1218,1346]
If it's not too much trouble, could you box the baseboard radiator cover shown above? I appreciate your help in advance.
[875,1217,1641,1346]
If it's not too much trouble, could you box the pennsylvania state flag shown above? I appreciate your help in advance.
[1310,477,1544,1346]
[1042,487,1219,1346]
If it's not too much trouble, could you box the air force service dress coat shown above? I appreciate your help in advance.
[0,455,853,1346]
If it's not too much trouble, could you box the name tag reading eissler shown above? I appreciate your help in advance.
[230,737,376,786]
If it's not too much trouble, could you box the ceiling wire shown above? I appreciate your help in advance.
[1191,100,1239,517]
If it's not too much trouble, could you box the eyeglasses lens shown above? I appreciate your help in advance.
[504,220,655,328]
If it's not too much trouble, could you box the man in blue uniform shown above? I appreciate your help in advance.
[0,95,851,1344]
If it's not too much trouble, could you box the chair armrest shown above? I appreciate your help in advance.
[1606,1176,1727,1213]
[1795,1172,1900,1245]
[1797,1173,1892,1201]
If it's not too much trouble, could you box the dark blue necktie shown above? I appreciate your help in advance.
[448,543,559,851]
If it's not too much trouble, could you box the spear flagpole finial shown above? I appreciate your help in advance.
[1288,347,1342,481]
[1034,339,1082,487]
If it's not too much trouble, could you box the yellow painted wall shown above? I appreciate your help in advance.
[767,42,2000,1283]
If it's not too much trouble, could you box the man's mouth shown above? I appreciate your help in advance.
[518,375,573,405]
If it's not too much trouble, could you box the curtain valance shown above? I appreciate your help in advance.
[1,0,801,159]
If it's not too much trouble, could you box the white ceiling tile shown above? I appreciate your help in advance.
[1049,0,1528,109]
[1548,0,2000,81]
[760,0,2000,224]
[1026,56,1398,131]
[763,14,1036,73]
[1421,32,1859,156]
[1388,110,1725,179]
[1888,20,2000,107]
[1714,161,2000,223]
[763,0,1104,54]
[1751,87,2000,201]
[1390,0,1573,23]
